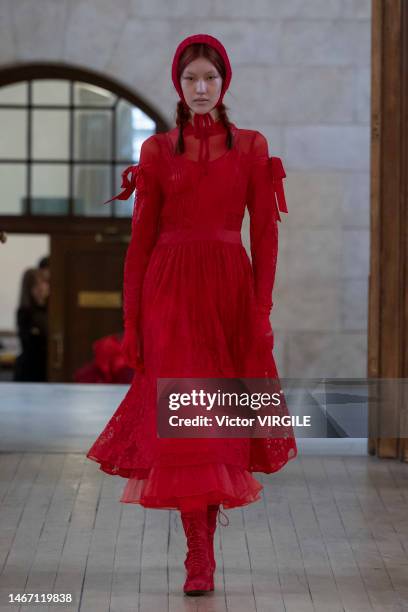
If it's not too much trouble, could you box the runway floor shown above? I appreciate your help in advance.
[0,451,407,612]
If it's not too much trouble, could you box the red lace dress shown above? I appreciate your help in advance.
[86,119,298,511]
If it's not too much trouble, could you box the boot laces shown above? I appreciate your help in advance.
[208,504,230,527]
[217,507,229,527]
[184,513,208,571]
[175,506,230,532]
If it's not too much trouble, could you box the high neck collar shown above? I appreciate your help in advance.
[183,113,227,138]
[181,112,232,172]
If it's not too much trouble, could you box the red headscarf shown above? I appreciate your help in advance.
[171,34,233,165]
[171,33,232,109]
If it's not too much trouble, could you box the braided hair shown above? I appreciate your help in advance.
[174,43,234,155]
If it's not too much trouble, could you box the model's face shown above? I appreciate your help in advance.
[180,57,222,115]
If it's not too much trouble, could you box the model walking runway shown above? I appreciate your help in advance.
[86,33,297,595]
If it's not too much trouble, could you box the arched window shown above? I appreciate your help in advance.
[0,65,168,223]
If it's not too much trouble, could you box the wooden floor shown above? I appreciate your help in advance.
[0,452,407,612]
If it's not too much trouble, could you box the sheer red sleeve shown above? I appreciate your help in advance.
[246,131,288,320]
[105,136,163,370]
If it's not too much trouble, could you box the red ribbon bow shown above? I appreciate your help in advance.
[269,156,288,222]
[104,164,143,205]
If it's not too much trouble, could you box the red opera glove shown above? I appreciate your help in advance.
[103,137,163,378]
[247,132,288,327]
[121,326,145,374]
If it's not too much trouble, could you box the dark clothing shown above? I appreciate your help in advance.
[13,304,48,382]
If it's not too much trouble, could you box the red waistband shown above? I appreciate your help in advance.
[156,228,242,246]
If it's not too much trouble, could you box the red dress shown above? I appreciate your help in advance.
[86,119,298,511]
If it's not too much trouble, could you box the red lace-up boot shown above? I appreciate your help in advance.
[180,509,212,596]
[207,504,229,591]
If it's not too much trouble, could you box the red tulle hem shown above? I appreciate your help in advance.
[119,462,264,511]
[86,452,149,479]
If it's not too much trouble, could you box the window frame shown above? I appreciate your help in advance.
[0,63,169,233]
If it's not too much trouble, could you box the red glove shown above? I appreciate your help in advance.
[121,327,145,373]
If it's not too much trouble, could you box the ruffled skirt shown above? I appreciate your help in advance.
[120,463,263,512]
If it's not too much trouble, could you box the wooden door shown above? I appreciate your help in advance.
[49,231,129,382]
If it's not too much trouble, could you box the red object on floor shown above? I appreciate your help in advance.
[74,334,133,384]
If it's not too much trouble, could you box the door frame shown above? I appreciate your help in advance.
[368,0,408,460]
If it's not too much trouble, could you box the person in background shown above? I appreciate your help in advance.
[38,255,50,284]
[13,268,49,382]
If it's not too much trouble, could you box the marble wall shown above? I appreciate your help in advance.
[0,0,371,377]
